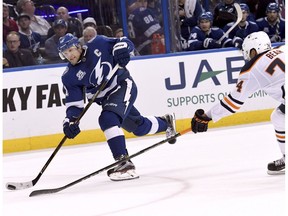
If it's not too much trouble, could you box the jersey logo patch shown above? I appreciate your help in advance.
[76,70,86,80]
[94,49,102,57]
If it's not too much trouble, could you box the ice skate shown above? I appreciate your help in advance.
[107,155,139,181]
[267,155,285,175]
[162,114,177,144]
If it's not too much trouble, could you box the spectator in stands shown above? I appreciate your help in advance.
[256,2,285,42]
[223,3,259,49]
[79,26,97,45]
[16,0,51,40]
[47,6,82,38]
[17,13,42,55]
[114,28,124,38]
[127,0,164,55]
[3,31,36,68]
[83,17,97,30]
[3,3,19,43]
[178,0,203,49]
[213,0,238,29]
[45,19,68,62]
[83,17,113,37]
[187,12,235,51]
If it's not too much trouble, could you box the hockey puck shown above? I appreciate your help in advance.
[168,138,177,144]
[6,184,16,190]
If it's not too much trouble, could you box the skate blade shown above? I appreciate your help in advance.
[109,170,140,181]
[267,169,285,175]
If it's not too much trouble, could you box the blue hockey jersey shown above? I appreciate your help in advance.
[61,35,135,120]
[223,21,259,39]
[256,17,285,42]
[187,26,233,51]
[127,6,163,54]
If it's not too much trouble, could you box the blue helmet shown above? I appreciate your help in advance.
[240,3,250,12]
[266,2,280,13]
[198,12,213,23]
[57,33,80,53]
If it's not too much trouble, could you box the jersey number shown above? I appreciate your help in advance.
[236,80,243,93]
[265,57,285,75]
[236,58,285,94]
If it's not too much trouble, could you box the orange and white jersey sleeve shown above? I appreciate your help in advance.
[207,45,285,122]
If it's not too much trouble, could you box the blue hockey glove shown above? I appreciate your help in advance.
[203,38,221,49]
[232,37,243,49]
[112,42,130,67]
[63,118,80,139]
[191,109,212,133]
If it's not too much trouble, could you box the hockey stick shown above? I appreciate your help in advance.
[216,3,243,44]
[6,64,120,191]
[29,127,191,197]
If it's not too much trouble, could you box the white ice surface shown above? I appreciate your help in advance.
[3,123,286,216]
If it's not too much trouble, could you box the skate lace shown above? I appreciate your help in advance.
[114,161,134,172]
[274,157,285,166]
[165,115,176,138]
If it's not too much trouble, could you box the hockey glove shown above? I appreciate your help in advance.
[232,37,243,49]
[191,109,212,133]
[270,34,281,43]
[112,42,130,67]
[63,118,81,139]
[203,38,221,49]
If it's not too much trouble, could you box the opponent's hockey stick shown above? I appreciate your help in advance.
[29,127,191,197]
[216,3,243,44]
[6,64,120,191]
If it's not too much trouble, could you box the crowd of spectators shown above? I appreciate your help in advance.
[2,1,114,68]
[2,0,286,68]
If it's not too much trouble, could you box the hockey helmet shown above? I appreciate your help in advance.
[58,33,80,60]
[198,12,213,23]
[240,3,250,12]
[266,2,280,13]
[241,31,271,61]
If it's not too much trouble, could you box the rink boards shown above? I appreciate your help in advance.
[3,47,280,153]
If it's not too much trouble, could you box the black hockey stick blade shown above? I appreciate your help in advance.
[29,128,191,197]
[6,64,119,191]
[6,136,68,190]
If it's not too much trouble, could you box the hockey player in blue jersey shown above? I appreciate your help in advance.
[187,12,236,51]
[127,0,163,55]
[223,3,259,49]
[57,33,176,181]
[256,2,285,43]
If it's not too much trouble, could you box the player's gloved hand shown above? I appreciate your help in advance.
[270,34,281,43]
[63,118,81,139]
[191,109,212,133]
[203,38,221,49]
[232,36,243,49]
[112,42,130,67]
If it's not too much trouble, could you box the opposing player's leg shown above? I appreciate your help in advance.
[268,104,285,175]
[267,155,285,175]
